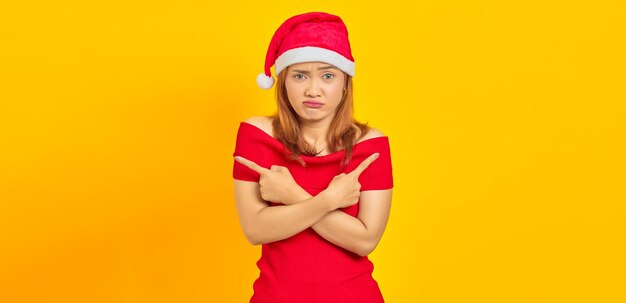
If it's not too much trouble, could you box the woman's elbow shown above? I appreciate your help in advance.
[244,226,277,246]
[244,234,260,246]
[356,240,380,257]
[355,237,380,257]
[243,229,263,246]
[356,246,373,257]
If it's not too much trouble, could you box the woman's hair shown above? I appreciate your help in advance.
[268,66,370,169]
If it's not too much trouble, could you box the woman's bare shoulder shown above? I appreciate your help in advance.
[244,116,274,138]
[356,126,385,143]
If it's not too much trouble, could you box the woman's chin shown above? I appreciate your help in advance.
[299,114,334,125]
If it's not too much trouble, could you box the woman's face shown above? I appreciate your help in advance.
[284,61,346,124]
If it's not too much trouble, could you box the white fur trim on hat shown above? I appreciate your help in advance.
[275,46,355,77]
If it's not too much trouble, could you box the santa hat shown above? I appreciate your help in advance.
[256,12,355,89]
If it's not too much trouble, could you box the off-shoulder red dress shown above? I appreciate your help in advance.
[232,121,393,303]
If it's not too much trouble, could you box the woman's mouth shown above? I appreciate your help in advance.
[303,101,324,108]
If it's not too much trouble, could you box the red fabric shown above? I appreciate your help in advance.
[232,122,393,303]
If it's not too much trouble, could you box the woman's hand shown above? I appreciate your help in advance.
[235,156,306,205]
[322,153,379,209]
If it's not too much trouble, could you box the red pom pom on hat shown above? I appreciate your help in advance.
[257,12,355,89]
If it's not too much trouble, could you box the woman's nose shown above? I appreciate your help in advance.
[305,81,321,97]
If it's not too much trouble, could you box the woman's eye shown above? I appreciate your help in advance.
[294,74,305,80]
[323,74,334,79]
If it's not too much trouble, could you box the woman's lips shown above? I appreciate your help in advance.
[303,101,324,108]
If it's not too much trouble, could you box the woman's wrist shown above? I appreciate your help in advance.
[285,186,313,205]
[317,189,338,211]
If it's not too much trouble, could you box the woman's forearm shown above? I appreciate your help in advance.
[290,190,372,256]
[313,209,373,256]
[249,192,336,245]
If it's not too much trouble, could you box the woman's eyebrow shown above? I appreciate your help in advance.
[318,65,337,70]
[291,66,338,74]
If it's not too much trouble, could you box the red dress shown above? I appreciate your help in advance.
[232,122,393,303]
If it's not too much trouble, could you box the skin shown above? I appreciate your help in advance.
[285,61,347,152]
[233,62,393,256]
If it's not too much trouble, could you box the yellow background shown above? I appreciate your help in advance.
[1,1,625,302]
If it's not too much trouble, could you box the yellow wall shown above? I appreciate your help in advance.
[1,1,625,302]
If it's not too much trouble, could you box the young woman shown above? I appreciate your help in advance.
[232,12,394,303]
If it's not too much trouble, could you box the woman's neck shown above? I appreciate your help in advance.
[300,121,330,149]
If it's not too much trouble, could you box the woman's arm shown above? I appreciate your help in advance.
[233,154,377,247]
[233,166,369,246]
[289,188,392,257]
[234,180,336,245]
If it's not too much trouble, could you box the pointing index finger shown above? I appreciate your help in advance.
[235,156,269,174]
[349,153,380,177]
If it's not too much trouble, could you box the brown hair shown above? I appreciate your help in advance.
[268,67,370,169]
